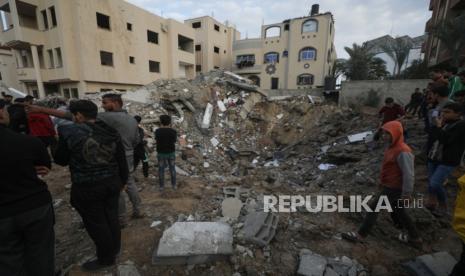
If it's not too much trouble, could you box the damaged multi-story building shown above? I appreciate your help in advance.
[0,0,196,98]
[0,1,336,98]
[231,4,336,90]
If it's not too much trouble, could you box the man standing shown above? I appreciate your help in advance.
[378,97,405,125]
[99,94,143,221]
[53,100,128,271]
[426,103,465,216]
[155,115,177,192]
[25,94,144,222]
[405,88,423,116]
[7,97,29,134]
[445,67,464,99]
[0,99,55,276]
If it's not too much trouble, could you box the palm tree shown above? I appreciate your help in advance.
[380,37,412,77]
[432,14,465,67]
[368,57,390,80]
[330,58,347,79]
[401,59,429,79]
[343,43,375,80]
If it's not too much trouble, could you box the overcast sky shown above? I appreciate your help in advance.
[126,0,431,59]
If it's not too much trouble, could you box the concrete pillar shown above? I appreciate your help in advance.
[30,45,45,98]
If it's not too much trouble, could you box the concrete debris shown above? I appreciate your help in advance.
[117,263,141,276]
[403,251,456,276]
[298,250,327,276]
[221,198,243,220]
[153,222,233,265]
[242,211,278,247]
[150,221,162,228]
[347,131,373,143]
[201,103,214,129]
[298,250,367,276]
[318,163,337,171]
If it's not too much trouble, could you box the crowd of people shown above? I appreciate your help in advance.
[1,67,465,275]
[342,67,465,275]
[0,93,177,274]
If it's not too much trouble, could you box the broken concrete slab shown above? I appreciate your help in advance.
[242,211,278,247]
[201,103,214,129]
[347,131,373,143]
[222,198,243,220]
[117,263,141,276]
[403,251,456,276]
[153,222,233,265]
[297,250,327,276]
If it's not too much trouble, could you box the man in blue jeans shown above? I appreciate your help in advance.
[155,115,177,192]
[427,102,465,217]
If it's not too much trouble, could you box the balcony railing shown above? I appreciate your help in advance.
[233,64,262,73]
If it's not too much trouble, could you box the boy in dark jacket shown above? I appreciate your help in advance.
[155,115,177,191]
[53,100,128,271]
[427,102,465,216]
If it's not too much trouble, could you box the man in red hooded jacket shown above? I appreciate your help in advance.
[342,121,421,246]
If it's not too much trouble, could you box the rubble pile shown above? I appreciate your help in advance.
[41,70,460,275]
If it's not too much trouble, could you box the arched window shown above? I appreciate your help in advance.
[299,47,316,61]
[302,19,318,33]
[248,75,260,86]
[264,52,279,63]
[265,26,281,38]
[297,74,314,85]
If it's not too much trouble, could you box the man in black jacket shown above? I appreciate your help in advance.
[53,100,128,271]
[0,99,55,276]
[427,102,465,216]
[7,98,29,134]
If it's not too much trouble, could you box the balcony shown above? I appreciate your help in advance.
[429,0,435,11]
[0,27,16,45]
[177,49,195,65]
[233,64,262,74]
[16,67,35,81]
[425,18,433,32]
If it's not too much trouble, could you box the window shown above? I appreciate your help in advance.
[96,12,110,29]
[264,52,279,63]
[149,60,160,73]
[71,88,79,98]
[63,88,70,99]
[214,46,220,54]
[265,26,281,38]
[248,75,260,86]
[55,48,62,67]
[302,19,318,33]
[129,56,135,64]
[284,24,289,31]
[299,47,316,61]
[330,23,332,35]
[297,74,314,85]
[192,22,201,28]
[147,30,159,44]
[196,65,202,72]
[47,49,54,68]
[49,6,57,27]
[127,23,132,31]
[0,72,2,80]
[224,50,227,54]
[214,24,220,32]
[41,10,48,30]
[100,51,113,66]
[214,66,220,69]
[195,44,201,51]
[235,54,255,68]
[283,50,288,57]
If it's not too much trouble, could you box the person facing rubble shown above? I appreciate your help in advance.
[25,94,145,222]
[25,96,57,149]
[426,102,465,217]
[155,114,177,191]
[134,115,149,178]
[0,99,55,276]
[52,100,129,271]
[342,120,421,248]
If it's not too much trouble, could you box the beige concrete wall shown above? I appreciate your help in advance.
[0,48,22,90]
[339,79,430,108]
[185,16,240,74]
